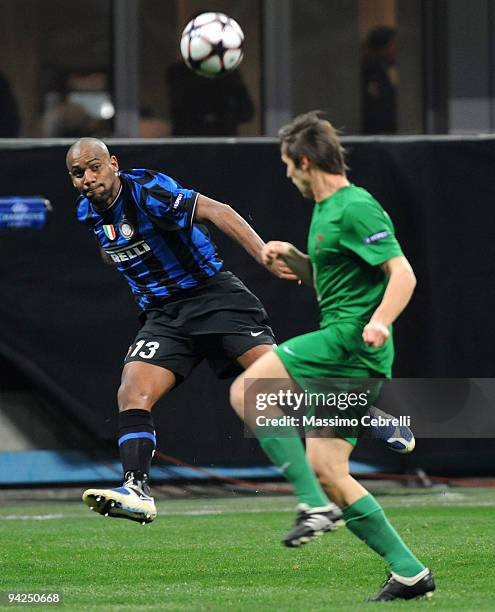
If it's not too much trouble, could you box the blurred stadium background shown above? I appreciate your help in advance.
[1,0,494,489]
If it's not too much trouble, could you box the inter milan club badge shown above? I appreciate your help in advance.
[103,224,117,241]
[119,220,135,240]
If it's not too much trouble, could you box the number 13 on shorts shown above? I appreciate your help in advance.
[128,339,160,359]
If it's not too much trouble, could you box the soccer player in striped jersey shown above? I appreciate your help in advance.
[67,138,342,533]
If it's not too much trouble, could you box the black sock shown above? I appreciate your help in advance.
[118,409,156,482]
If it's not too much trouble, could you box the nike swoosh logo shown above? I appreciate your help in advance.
[250,331,263,336]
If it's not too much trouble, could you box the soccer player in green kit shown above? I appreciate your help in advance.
[230,111,435,601]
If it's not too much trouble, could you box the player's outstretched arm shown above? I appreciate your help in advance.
[363,255,417,348]
[262,241,314,287]
[195,195,298,280]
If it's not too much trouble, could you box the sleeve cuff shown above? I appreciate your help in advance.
[365,247,404,267]
[186,191,199,230]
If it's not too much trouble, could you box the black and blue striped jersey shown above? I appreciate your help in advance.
[77,169,223,310]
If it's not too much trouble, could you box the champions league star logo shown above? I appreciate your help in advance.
[119,220,135,240]
[11,202,29,214]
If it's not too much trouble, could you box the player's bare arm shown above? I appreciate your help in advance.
[363,255,417,348]
[262,241,313,287]
[195,194,298,280]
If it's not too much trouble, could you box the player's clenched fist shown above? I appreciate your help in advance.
[261,241,293,265]
[261,241,299,280]
[362,321,390,347]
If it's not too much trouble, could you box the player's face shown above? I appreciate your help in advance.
[68,146,120,211]
[281,149,313,199]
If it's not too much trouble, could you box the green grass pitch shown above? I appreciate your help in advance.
[1,487,494,611]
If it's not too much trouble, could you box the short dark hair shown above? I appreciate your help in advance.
[278,111,348,174]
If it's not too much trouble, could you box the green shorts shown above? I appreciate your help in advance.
[274,322,392,445]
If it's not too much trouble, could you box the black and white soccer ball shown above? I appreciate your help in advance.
[180,12,244,78]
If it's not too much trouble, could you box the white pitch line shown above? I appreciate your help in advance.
[0,507,292,521]
[1,495,494,521]
[160,508,279,516]
[1,513,65,521]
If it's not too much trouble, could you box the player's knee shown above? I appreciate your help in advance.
[229,376,244,417]
[308,454,343,488]
[117,381,154,412]
[310,458,333,485]
[311,463,347,504]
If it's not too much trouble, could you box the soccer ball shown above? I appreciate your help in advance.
[180,12,244,78]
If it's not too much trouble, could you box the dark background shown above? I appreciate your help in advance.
[1,138,494,474]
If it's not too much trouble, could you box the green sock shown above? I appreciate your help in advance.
[257,426,329,508]
[343,494,425,577]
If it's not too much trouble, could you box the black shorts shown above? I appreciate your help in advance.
[124,271,275,381]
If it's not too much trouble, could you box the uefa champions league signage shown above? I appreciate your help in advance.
[0,197,52,229]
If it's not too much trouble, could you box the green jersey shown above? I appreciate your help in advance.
[308,184,403,328]
[276,184,402,406]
